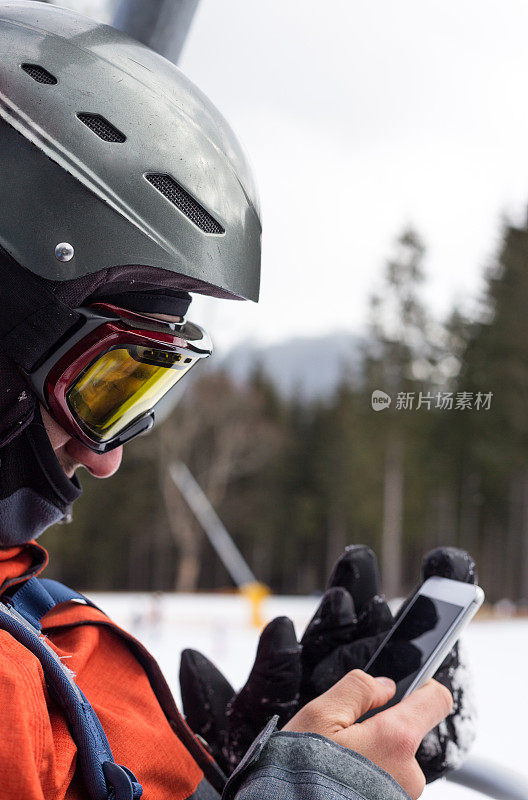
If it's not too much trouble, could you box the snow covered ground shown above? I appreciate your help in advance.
[92,592,528,798]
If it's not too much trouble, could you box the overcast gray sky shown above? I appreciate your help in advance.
[62,0,528,351]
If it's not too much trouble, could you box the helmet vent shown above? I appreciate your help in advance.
[145,173,224,234]
[77,113,126,143]
[21,63,57,85]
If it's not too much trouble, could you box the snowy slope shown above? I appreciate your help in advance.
[92,592,528,798]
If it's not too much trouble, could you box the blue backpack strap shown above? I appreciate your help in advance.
[1,577,142,800]
[32,579,226,794]
[5,576,90,629]
[39,577,97,608]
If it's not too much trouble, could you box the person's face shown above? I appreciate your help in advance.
[40,311,183,479]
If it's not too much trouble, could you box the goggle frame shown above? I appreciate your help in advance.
[25,303,212,453]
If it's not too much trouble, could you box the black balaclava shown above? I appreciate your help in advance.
[0,254,195,546]
[0,405,82,545]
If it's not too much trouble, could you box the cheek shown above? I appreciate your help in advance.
[40,405,70,451]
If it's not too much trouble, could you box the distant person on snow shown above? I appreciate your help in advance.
[0,4,476,799]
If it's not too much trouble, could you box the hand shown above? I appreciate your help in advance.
[301,545,477,782]
[284,669,453,800]
[179,545,477,780]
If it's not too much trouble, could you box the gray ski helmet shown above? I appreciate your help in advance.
[0,1,261,301]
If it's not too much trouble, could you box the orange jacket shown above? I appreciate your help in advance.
[0,544,205,799]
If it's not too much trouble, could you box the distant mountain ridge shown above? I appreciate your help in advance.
[220,332,364,400]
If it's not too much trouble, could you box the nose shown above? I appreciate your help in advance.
[65,439,123,478]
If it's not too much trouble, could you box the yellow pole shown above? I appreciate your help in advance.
[240,581,271,628]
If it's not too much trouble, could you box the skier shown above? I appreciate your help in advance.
[0,3,475,799]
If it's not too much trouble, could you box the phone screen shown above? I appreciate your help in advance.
[366,594,464,704]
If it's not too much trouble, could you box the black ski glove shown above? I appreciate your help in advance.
[179,545,477,782]
[180,616,302,774]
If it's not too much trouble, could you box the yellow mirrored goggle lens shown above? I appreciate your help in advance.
[67,346,196,441]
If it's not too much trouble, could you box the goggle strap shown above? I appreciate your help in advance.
[94,290,191,318]
[0,246,81,371]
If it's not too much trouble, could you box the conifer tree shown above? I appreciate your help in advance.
[365,227,433,596]
[458,217,528,599]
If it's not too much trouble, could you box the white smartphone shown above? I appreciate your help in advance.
[361,576,484,717]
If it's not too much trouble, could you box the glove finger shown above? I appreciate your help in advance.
[226,617,302,771]
[328,545,383,616]
[238,616,302,705]
[179,648,234,767]
[300,588,357,700]
[305,631,388,701]
[301,586,357,654]
[326,545,393,638]
[422,547,477,585]
[394,547,478,626]
[355,594,394,638]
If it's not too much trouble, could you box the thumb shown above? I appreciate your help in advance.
[179,649,234,752]
[285,669,395,736]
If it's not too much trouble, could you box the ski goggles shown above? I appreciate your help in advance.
[26,303,212,453]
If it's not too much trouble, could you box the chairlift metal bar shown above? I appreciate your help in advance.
[446,757,528,800]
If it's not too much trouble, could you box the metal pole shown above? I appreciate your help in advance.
[169,461,258,589]
[112,0,200,64]
[447,758,528,800]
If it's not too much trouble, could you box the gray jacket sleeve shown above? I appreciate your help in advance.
[223,718,411,800]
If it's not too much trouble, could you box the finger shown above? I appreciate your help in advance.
[301,587,356,652]
[300,589,357,705]
[328,545,382,615]
[179,649,234,757]
[422,547,477,585]
[227,617,302,768]
[356,594,394,638]
[394,547,477,626]
[305,586,357,633]
[327,546,393,638]
[253,616,302,686]
[233,616,301,713]
[367,680,453,753]
[336,670,396,724]
[297,669,396,732]
[307,630,388,699]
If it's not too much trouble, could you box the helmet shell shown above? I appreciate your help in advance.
[0,1,261,300]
